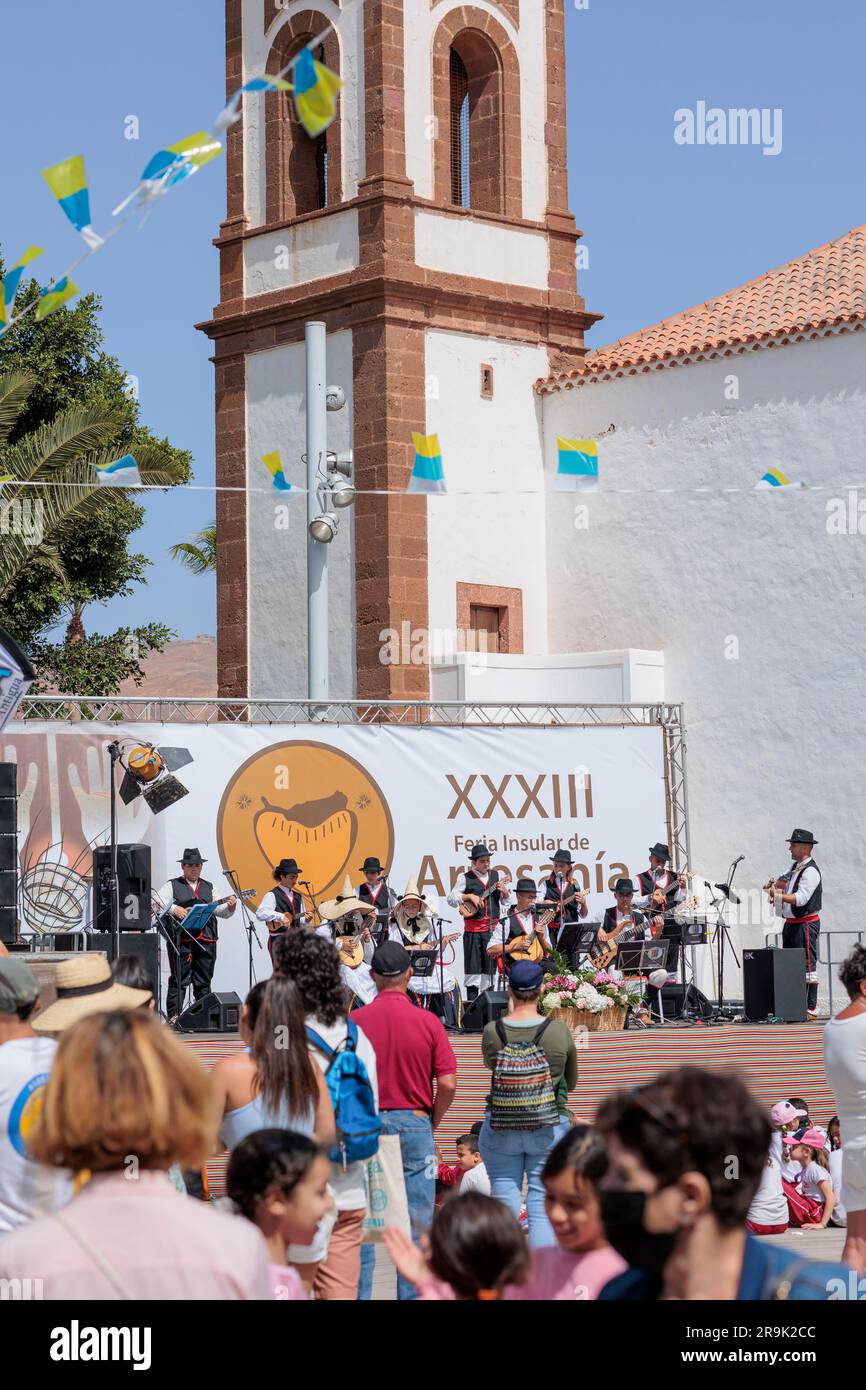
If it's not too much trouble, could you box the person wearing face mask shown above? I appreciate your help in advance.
[594,1068,850,1301]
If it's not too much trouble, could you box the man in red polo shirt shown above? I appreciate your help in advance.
[353,941,457,1300]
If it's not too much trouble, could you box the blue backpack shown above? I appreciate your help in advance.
[306,1021,382,1168]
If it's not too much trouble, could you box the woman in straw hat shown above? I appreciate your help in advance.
[32,954,152,1035]
[317,875,378,1008]
[0,1010,272,1299]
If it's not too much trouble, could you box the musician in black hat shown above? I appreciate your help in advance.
[154,849,237,1023]
[768,830,822,1019]
[355,857,397,944]
[447,843,512,1000]
[487,878,555,974]
[539,848,589,950]
[634,843,687,916]
[255,859,306,963]
[599,879,664,1027]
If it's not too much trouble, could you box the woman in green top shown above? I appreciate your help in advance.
[479,960,578,1248]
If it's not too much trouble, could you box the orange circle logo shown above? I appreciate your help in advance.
[217,741,394,910]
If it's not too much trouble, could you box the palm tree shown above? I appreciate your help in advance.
[0,370,184,601]
[168,521,217,575]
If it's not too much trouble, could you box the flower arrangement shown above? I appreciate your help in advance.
[539,966,635,1016]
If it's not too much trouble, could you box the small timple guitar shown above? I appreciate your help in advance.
[459,876,512,919]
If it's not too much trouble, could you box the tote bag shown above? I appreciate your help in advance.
[362,1135,411,1243]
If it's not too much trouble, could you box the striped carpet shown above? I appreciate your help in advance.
[185,1021,834,1195]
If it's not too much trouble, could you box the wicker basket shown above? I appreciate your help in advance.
[550,1004,628,1033]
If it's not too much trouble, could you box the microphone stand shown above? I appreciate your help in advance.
[707,857,743,1023]
[300,879,322,929]
[225,867,260,992]
[432,913,458,1031]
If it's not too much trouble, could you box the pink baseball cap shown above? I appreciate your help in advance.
[782,1126,827,1150]
[770,1101,808,1126]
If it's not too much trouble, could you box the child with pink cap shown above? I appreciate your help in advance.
[781,1126,836,1229]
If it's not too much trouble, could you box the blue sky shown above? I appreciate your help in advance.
[2,0,863,640]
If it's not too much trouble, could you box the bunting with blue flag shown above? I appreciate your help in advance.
[555,438,599,492]
[408,433,446,494]
[293,46,342,137]
[42,157,103,249]
[93,454,142,488]
[35,277,79,321]
[214,74,294,135]
[262,450,292,492]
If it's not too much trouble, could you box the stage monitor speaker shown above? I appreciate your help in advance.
[0,871,16,907]
[0,762,17,799]
[25,949,109,1012]
[743,948,807,1022]
[88,932,160,997]
[176,990,242,1034]
[92,844,151,932]
[649,982,713,1022]
[0,904,15,943]
[460,989,509,1033]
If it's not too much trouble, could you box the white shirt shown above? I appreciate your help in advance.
[799,1160,831,1203]
[0,1036,74,1235]
[458,1162,491,1196]
[781,861,820,919]
[746,1157,788,1227]
[447,873,513,913]
[829,1148,847,1225]
[823,1009,866,1150]
[154,878,237,920]
[306,1013,379,1212]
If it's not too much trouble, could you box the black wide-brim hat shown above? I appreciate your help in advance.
[360,857,383,872]
[515,877,537,894]
[552,849,573,864]
[469,843,492,860]
[180,848,206,865]
[273,858,302,877]
[788,829,818,846]
[614,878,635,895]
[648,843,670,861]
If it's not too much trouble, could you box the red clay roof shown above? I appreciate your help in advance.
[539,224,866,393]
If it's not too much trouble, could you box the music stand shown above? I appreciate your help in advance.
[706,861,742,1022]
[558,921,600,968]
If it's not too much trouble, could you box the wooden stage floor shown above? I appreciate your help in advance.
[184,1020,834,1195]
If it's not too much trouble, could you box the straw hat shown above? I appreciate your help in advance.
[318,875,374,923]
[32,954,152,1033]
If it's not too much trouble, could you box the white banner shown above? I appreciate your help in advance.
[4,721,672,1002]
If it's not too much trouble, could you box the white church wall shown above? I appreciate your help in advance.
[245,330,356,699]
[243,0,365,228]
[543,329,866,967]
[430,649,665,703]
[424,329,550,654]
[243,210,360,297]
[404,0,548,222]
[414,209,549,288]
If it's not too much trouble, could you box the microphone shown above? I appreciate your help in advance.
[299,880,313,888]
[733,854,745,865]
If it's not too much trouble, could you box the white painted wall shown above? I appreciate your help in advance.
[242,0,365,228]
[543,329,866,974]
[430,649,665,703]
[245,330,356,698]
[243,210,359,296]
[405,0,548,221]
[415,209,548,288]
[424,329,550,656]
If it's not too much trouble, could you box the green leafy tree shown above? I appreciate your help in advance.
[169,520,217,575]
[0,265,193,692]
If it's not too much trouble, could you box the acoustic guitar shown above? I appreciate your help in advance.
[459,876,513,919]
[504,908,556,964]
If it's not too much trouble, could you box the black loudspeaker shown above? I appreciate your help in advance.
[460,989,509,1033]
[743,948,807,1022]
[649,982,713,1021]
[0,763,17,942]
[88,932,160,997]
[176,990,242,1034]
[92,844,152,932]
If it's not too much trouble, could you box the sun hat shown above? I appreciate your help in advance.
[31,954,152,1033]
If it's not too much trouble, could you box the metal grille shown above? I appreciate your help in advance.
[450,48,470,207]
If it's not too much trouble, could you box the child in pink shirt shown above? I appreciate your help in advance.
[385,1192,530,1300]
[226,1129,333,1300]
[504,1124,626,1300]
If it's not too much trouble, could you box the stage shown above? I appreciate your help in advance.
[185,1021,834,1195]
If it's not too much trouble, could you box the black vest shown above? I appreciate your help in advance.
[788,859,822,919]
[506,909,536,942]
[464,867,502,920]
[541,874,581,923]
[272,884,303,923]
[636,869,675,899]
[171,876,215,939]
[358,881,395,938]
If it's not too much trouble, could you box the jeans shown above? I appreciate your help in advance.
[380,1110,436,1301]
[358,1241,375,1301]
[479,1115,570,1249]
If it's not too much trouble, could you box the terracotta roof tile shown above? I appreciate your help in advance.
[538,224,866,392]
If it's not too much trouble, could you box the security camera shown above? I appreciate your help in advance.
[325,385,346,412]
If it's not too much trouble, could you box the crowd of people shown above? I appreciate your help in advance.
[0,934,864,1301]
